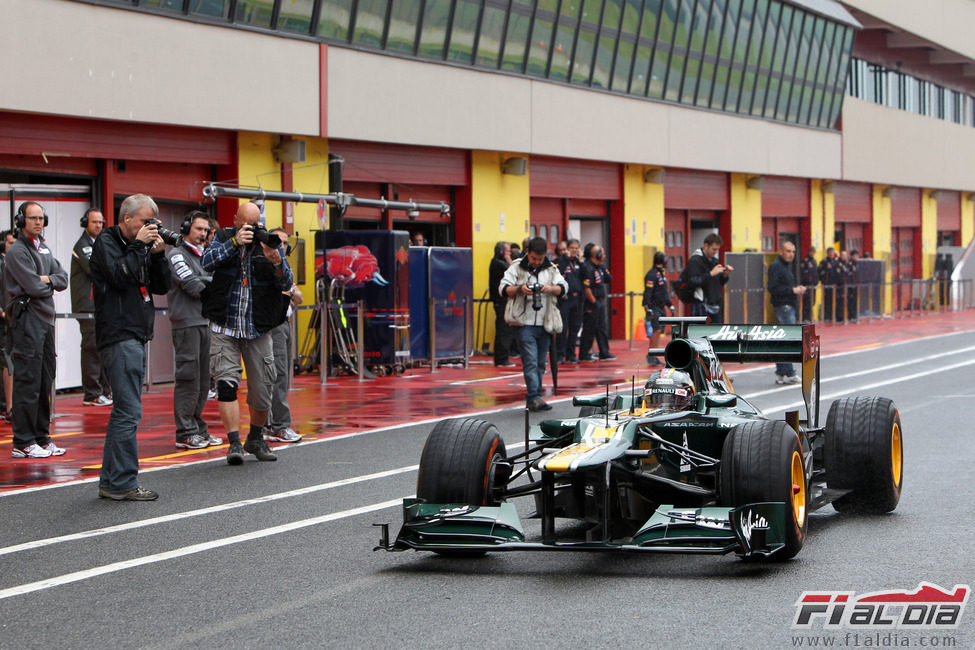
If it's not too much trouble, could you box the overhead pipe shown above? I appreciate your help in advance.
[201,183,450,216]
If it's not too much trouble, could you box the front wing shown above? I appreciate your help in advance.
[377,500,789,558]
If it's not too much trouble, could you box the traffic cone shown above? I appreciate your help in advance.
[634,319,648,341]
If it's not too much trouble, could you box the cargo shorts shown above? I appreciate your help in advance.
[209,330,276,412]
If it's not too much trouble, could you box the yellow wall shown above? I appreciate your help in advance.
[621,165,665,339]
[471,150,530,346]
[728,174,762,252]
[289,137,330,336]
[920,190,938,280]
[963,193,975,248]
[871,186,893,313]
[236,132,324,336]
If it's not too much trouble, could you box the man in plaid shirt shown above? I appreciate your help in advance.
[202,202,293,465]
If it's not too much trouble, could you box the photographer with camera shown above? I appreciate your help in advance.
[90,194,172,500]
[499,237,567,412]
[202,201,293,465]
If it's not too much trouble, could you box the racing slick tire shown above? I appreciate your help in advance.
[416,418,508,557]
[720,420,807,561]
[825,397,902,514]
[417,418,508,506]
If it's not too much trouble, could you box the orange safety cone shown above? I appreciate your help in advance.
[634,319,648,341]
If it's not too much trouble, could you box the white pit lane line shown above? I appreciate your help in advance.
[3,339,975,600]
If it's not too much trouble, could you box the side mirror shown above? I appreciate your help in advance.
[705,394,737,408]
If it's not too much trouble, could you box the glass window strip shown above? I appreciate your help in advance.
[705,0,729,108]
[736,0,764,114]
[785,10,811,123]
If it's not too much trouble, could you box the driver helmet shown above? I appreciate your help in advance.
[644,368,696,410]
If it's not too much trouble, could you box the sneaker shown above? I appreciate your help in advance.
[494,361,516,368]
[227,441,245,465]
[83,395,113,406]
[527,397,552,412]
[775,374,801,385]
[263,427,302,443]
[98,486,158,501]
[207,389,217,400]
[598,354,618,361]
[175,434,209,450]
[244,438,277,461]
[12,443,52,459]
[581,355,598,363]
[42,442,66,456]
[202,432,223,447]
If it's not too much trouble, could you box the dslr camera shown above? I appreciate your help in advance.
[527,281,544,311]
[146,218,182,247]
[246,223,276,246]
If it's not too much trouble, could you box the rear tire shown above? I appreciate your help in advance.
[825,397,903,513]
[721,420,807,560]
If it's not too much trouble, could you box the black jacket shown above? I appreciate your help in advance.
[767,256,799,309]
[685,250,727,305]
[70,232,96,313]
[201,227,289,335]
[489,254,511,306]
[643,265,672,309]
[90,226,171,350]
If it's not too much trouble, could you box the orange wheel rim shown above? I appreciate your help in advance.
[791,450,806,527]
[891,422,903,486]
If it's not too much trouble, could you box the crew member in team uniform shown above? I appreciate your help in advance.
[555,238,583,363]
[642,251,673,366]
[844,249,859,322]
[818,248,842,323]
[799,245,818,322]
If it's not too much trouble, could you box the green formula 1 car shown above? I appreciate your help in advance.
[376,319,903,560]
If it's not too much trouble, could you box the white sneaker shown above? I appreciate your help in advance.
[207,389,217,400]
[776,374,800,385]
[83,395,113,406]
[263,427,302,443]
[42,442,67,456]
[12,444,52,458]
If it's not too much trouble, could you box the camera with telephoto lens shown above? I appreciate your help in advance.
[527,281,543,311]
[145,218,182,247]
[247,223,275,246]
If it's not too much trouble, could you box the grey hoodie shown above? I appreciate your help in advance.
[167,242,210,330]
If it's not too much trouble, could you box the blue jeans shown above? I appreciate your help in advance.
[773,304,797,377]
[518,325,551,401]
[99,339,146,493]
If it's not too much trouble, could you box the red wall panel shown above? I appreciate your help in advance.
[937,191,961,231]
[833,181,872,223]
[0,111,233,165]
[762,176,810,217]
[890,187,921,227]
[328,140,467,187]
[664,168,729,210]
[529,156,620,200]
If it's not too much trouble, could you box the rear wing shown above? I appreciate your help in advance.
[665,319,821,427]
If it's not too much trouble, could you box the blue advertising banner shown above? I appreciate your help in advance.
[429,247,473,360]
[409,247,430,360]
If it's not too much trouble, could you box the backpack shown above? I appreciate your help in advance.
[675,263,697,304]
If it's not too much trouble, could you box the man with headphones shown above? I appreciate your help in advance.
[489,241,516,367]
[167,210,221,450]
[71,207,112,407]
[642,251,674,366]
[5,201,69,459]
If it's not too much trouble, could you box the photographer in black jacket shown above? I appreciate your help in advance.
[90,194,171,501]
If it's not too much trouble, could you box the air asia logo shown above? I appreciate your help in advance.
[708,325,789,341]
[793,583,969,629]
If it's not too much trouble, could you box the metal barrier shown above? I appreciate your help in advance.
[428,296,470,371]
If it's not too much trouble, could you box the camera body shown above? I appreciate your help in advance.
[146,218,183,247]
[247,223,275,246]
[527,281,543,311]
